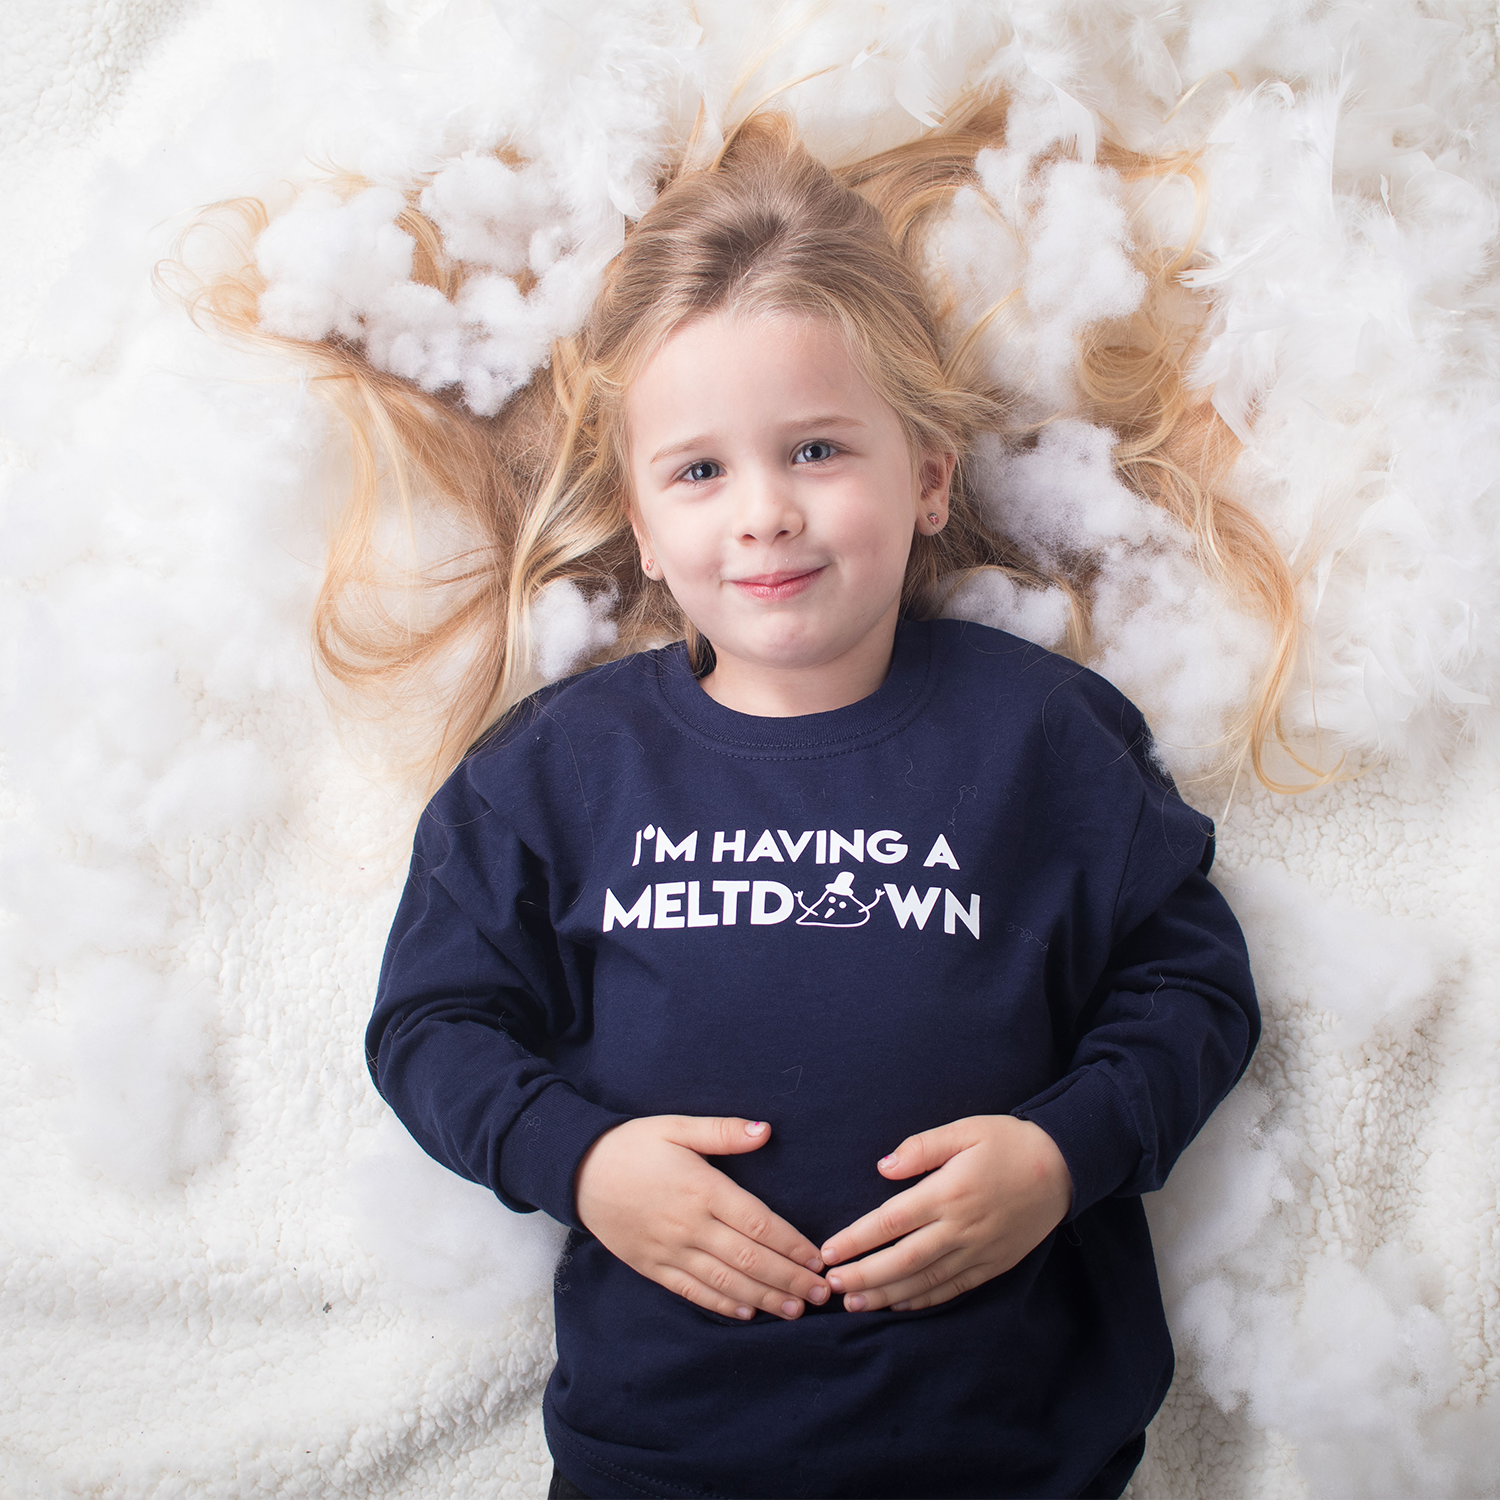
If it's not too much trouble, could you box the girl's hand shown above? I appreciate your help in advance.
[573,1115,830,1321]
[818,1116,1073,1313]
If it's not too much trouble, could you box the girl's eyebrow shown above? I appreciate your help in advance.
[649,413,869,466]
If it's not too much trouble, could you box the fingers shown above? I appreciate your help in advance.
[574,1113,834,1323]
[699,1211,828,1302]
[824,1220,949,1303]
[821,1115,1075,1314]
[820,1120,977,1264]
[711,1178,826,1274]
[661,1113,775,1157]
[838,1246,982,1314]
[873,1118,977,1180]
[659,1117,830,1311]
[676,1242,830,1321]
[675,1116,827,1273]
[663,1268,766,1323]
[820,1179,938,1269]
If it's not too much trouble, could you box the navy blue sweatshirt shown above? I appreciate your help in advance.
[367,619,1258,1500]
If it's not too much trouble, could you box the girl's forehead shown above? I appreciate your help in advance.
[625,310,880,430]
[641,307,849,373]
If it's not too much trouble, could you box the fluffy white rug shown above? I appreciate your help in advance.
[2,3,1498,1497]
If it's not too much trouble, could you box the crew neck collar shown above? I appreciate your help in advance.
[652,620,935,758]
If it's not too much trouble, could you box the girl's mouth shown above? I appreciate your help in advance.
[730,568,824,601]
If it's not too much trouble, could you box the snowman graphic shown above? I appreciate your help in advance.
[794,871,885,928]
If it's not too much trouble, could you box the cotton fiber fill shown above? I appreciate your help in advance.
[350,1116,569,1324]
[242,0,1500,778]
[961,421,1273,783]
[256,165,619,415]
[529,579,620,684]
[1144,851,1498,1497]
[4,2,1500,1498]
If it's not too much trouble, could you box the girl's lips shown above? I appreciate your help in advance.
[730,567,824,602]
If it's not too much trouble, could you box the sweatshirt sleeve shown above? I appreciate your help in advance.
[1011,718,1260,1221]
[1012,858,1259,1219]
[365,777,631,1229]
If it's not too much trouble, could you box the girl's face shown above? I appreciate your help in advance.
[625,310,953,715]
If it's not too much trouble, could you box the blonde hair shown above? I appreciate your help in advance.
[183,96,1309,795]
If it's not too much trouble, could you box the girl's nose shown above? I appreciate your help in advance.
[734,467,803,544]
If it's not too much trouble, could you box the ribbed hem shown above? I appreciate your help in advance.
[1013,1064,1141,1223]
[497,1079,633,1229]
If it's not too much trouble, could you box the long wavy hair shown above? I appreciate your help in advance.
[182,95,1306,795]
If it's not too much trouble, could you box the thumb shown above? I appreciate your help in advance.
[664,1114,773,1156]
[877,1120,974,1178]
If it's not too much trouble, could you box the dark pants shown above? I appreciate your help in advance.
[547,1431,1145,1500]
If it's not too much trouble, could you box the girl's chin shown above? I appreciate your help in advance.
[707,637,867,677]
[699,609,900,673]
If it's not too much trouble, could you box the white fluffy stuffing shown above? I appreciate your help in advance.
[3,2,1500,1497]
[349,1116,568,1323]
[1147,861,1490,1497]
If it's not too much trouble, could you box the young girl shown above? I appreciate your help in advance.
[247,105,1269,1498]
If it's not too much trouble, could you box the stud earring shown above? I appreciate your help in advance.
[642,557,655,576]
[927,513,942,528]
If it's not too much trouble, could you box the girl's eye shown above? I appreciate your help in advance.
[679,460,722,484]
[794,441,839,464]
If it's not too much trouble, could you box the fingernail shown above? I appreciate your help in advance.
[745,1121,767,1136]
[781,1299,800,1318]
[735,1305,754,1320]
[879,1153,898,1167]
[808,1284,828,1305]
[893,1300,911,1312]
[845,1294,867,1312]
[827,1274,844,1292]
[805,1256,825,1272]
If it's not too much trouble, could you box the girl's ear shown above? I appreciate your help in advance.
[628,512,657,578]
[916,450,957,534]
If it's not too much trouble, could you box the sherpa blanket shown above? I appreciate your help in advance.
[3,3,1499,1497]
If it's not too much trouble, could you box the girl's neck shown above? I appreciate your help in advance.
[696,616,900,718]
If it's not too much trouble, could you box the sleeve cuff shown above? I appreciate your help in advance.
[495,1080,633,1230]
[1013,1064,1142,1222]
